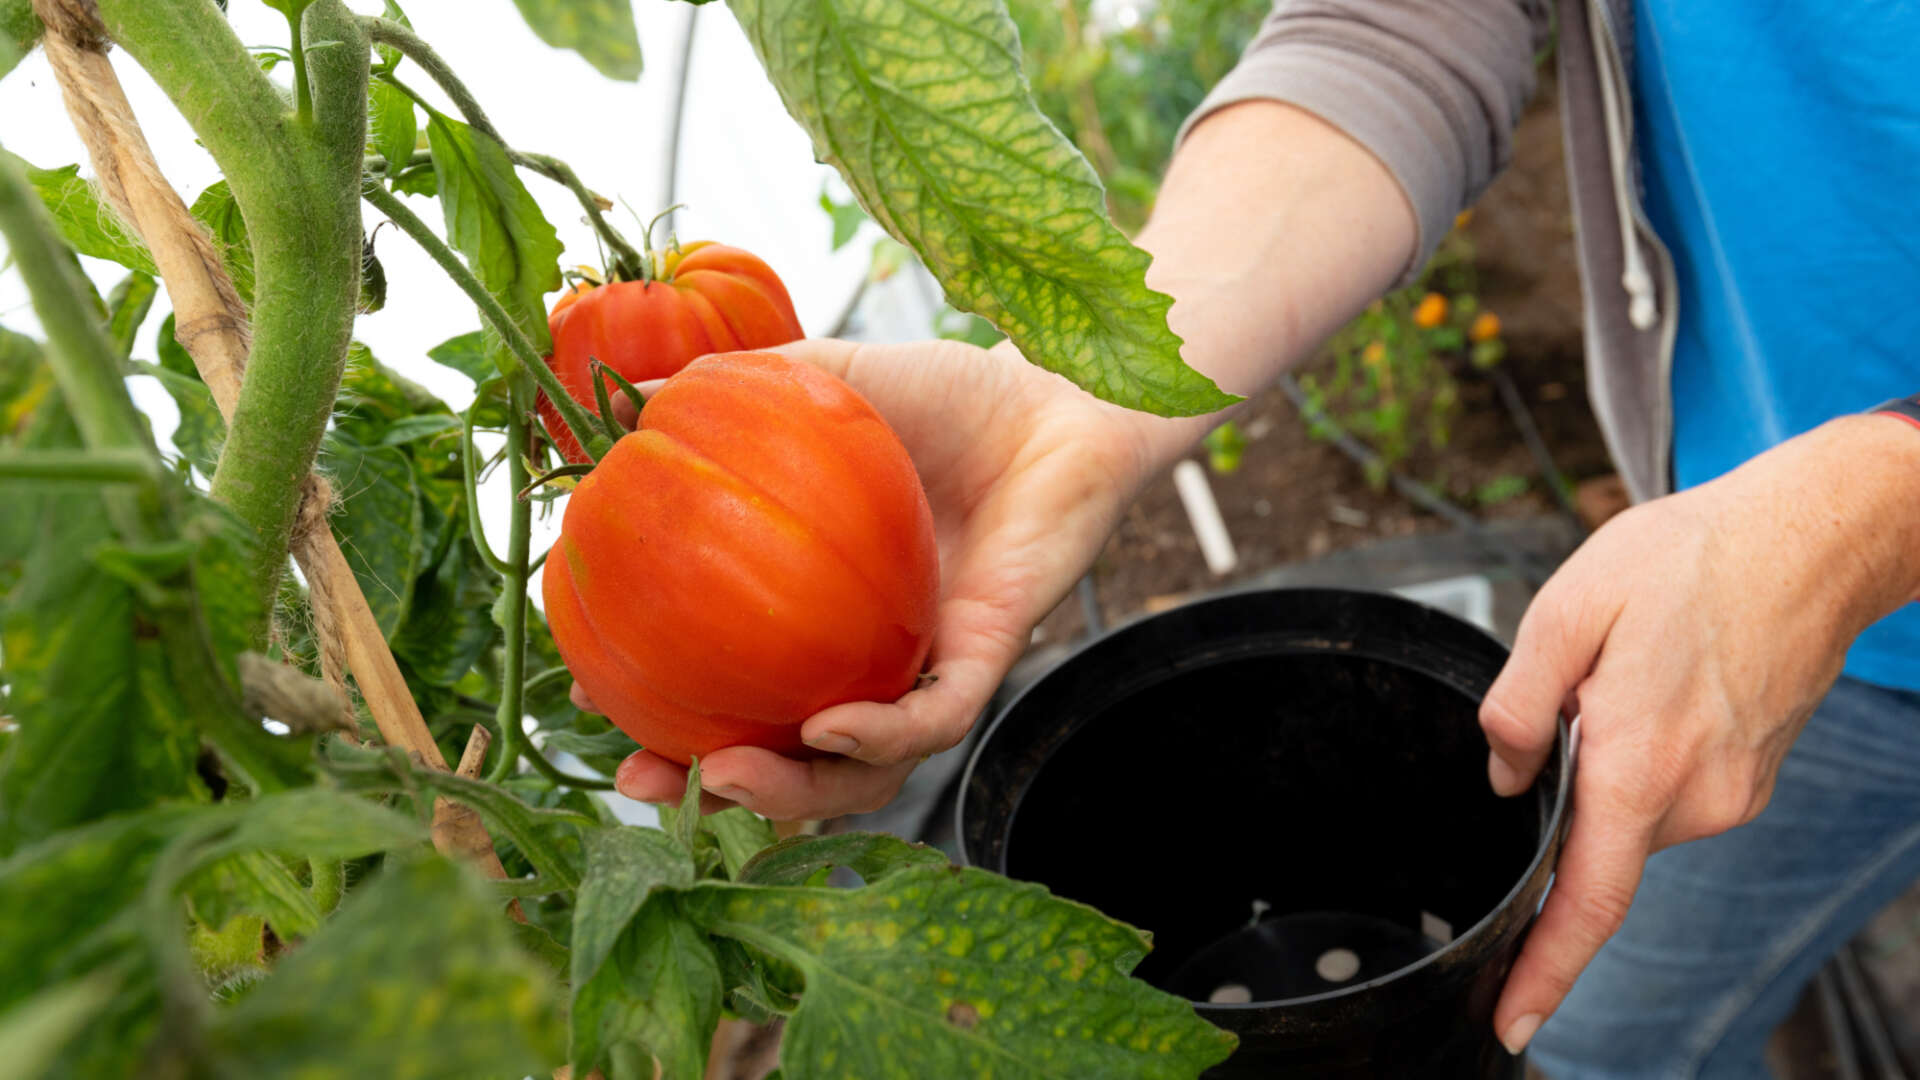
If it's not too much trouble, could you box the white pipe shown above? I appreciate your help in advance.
[1172,460,1238,576]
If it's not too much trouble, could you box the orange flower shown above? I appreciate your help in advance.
[1413,293,1448,329]
[1362,340,1387,367]
[1470,311,1502,342]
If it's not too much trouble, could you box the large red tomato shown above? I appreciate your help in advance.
[537,242,804,462]
[542,351,940,765]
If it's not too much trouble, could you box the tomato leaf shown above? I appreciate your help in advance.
[372,0,413,73]
[205,856,565,1078]
[569,827,715,1079]
[389,523,501,687]
[510,0,643,81]
[538,727,638,758]
[103,272,157,360]
[0,479,200,852]
[187,180,254,306]
[572,827,694,991]
[703,809,777,880]
[729,0,1238,418]
[1,152,157,275]
[368,78,418,172]
[425,329,494,387]
[321,432,422,638]
[686,867,1238,1079]
[425,111,562,377]
[736,832,949,888]
[0,972,123,1080]
[572,894,721,1080]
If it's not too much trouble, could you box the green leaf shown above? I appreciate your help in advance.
[2,153,157,275]
[819,188,866,251]
[322,432,423,637]
[369,79,419,173]
[572,826,694,989]
[187,850,325,942]
[187,180,254,306]
[0,486,199,851]
[538,727,637,758]
[320,741,592,888]
[674,760,702,853]
[391,161,438,198]
[738,832,949,888]
[425,329,493,387]
[425,111,562,375]
[701,809,776,880]
[572,894,721,1080]
[691,868,1239,1079]
[103,272,157,360]
[0,804,200,1011]
[0,972,122,1080]
[134,356,224,477]
[389,525,500,687]
[372,0,413,72]
[205,856,565,1078]
[510,0,643,81]
[729,0,1237,417]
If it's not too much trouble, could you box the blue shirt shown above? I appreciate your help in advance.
[1634,2,1920,691]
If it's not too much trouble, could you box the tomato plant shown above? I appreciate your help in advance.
[0,1,1237,1078]
[546,351,939,765]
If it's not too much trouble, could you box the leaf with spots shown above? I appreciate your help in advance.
[737,832,947,887]
[510,0,643,81]
[205,856,564,1078]
[728,0,1238,418]
[684,867,1237,1079]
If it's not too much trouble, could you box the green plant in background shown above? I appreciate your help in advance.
[1297,216,1510,487]
[0,0,1242,1077]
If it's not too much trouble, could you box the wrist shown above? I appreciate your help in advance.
[1790,414,1920,617]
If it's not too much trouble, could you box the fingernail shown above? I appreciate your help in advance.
[1501,1014,1542,1055]
[707,784,752,803]
[1488,752,1524,796]
[806,732,860,755]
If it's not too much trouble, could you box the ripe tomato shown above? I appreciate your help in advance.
[538,242,804,462]
[542,351,940,765]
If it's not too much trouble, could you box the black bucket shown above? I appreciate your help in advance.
[956,587,1572,1078]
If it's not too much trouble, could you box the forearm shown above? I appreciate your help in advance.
[1097,100,1417,476]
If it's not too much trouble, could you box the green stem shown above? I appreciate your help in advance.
[511,152,647,281]
[361,180,610,458]
[461,396,510,574]
[522,666,571,700]
[374,66,646,282]
[486,379,535,785]
[0,447,162,485]
[362,18,500,142]
[97,0,368,634]
[286,6,311,125]
[308,856,344,914]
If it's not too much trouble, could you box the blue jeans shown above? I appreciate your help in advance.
[1530,676,1920,1078]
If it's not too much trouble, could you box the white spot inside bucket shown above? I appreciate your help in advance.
[1315,948,1361,983]
[1421,910,1455,945]
[1208,983,1253,1004]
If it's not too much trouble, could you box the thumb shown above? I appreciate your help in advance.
[1481,584,1613,795]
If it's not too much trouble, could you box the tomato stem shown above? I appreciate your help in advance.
[486,378,535,785]
[361,180,610,460]
[461,395,512,575]
[517,461,597,501]
[590,357,649,423]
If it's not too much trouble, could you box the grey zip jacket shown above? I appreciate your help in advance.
[1184,0,1679,503]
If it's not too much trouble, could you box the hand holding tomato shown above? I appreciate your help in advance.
[587,337,1159,819]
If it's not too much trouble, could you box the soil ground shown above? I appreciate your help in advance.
[715,70,1903,1080]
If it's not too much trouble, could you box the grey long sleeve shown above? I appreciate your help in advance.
[1180,1,1551,282]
